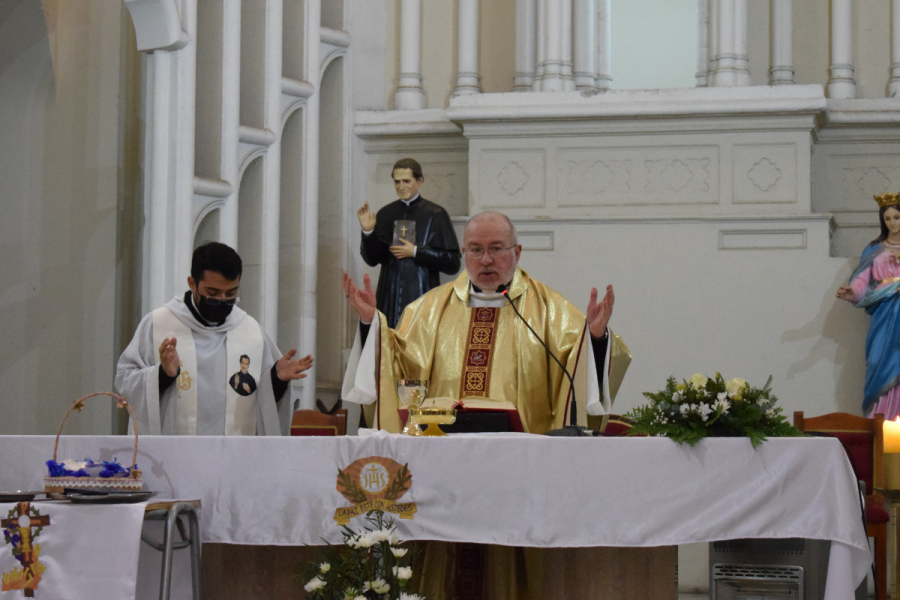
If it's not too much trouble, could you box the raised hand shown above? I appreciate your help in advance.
[275,348,314,381]
[342,270,377,323]
[357,202,376,232]
[159,337,180,378]
[836,286,855,302]
[587,285,615,339]
[389,238,416,259]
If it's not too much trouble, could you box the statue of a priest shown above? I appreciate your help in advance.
[357,158,461,327]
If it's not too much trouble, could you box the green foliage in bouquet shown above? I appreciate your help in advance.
[298,510,429,600]
[624,373,802,448]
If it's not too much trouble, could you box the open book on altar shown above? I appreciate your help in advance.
[399,397,524,433]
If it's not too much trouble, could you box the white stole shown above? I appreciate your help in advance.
[152,307,264,435]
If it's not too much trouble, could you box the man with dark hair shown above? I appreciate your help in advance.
[356,157,461,327]
[116,242,313,436]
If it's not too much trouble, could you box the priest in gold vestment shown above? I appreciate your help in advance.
[342,211,630,433]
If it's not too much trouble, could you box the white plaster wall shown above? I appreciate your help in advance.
[0,0,137,435]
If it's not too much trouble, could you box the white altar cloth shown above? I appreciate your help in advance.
[0,435,871,599]
[0,500,147,600]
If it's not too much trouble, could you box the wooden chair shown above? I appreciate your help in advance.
[794,411,887,600]
[290,408,348,436]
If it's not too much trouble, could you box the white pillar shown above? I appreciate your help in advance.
[453,0,482,96]
[573,0,594,90]
[539,0,572,91]
[296,0,322,411]
[827,0,857,98]
[890,0,900,96]
[769,0,795,84]
[710,0,749,86]
[707,0,719,85]
[561,0,575,90]
[595,0,611,89]
[394,0,426,109]
[734,0,750,85]
[138,1,197,313]
[696,0,709,86]
[513,0,536,91]
[534,0,547,89]
[713,0,737,86]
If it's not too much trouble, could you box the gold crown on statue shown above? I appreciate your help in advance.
[874,192,900,208]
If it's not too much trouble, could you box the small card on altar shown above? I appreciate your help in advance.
[393,220,415,246]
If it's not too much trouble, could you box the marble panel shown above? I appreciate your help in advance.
[478,149,546,208]
[819,153,900,212]
[518,230,554,251]
[556,147,720,206]
[732,144,798,204]
[719,229,807,250]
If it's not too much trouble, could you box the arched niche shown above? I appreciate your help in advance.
[236,155,265,320]
[315,55,346,395]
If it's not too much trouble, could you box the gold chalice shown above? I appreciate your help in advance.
[409,399,457,436]
[396,379,427,436]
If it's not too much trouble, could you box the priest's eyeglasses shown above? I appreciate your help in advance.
[465,245,516,259]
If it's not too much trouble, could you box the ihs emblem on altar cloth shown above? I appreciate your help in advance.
[334,457,417,525]
[2,503,50,597]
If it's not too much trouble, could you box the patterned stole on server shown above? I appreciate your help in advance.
[459,307,500,399]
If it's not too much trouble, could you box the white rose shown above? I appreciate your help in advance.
[689,373,708,390]
[393,566,413,580]
[319,563,331,573]
[725,378,748,397]
[304,577,326,593]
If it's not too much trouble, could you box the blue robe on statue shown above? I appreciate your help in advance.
[849,242,900,414]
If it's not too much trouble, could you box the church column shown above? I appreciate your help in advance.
[769,0,795,84]
[513,0,536,91]
[710,0,750,86]
[453,0,482,96]
[734,0,750,85]
[890,0,900,96]
[297,1,322,409]
[696,0,709,86]
[595,0,611,89]
[827,0,857,98]
[534,0,547,89]
[394,0,426,109]
[128,0,197,312]
[573,0,595,91]
[539,0,574,91]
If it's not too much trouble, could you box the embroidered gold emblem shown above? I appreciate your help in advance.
[334,457,417,525]
[2,503,50,597]
[176,360,191,399]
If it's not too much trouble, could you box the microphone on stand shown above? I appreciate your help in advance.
[498,284,591,437]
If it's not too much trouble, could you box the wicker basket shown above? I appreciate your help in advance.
[44,392,143,494]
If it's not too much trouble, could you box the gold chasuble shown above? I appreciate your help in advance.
[360,268,631,600]
[369,267,627,434]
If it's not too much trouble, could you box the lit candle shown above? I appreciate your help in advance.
[884,417,900,453]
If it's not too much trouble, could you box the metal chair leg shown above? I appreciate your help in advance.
[159,507,179,600]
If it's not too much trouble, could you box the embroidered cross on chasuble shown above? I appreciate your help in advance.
[459,307,499,399]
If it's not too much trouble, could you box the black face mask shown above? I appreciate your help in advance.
[195,294,236,324]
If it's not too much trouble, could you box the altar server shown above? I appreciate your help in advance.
[116,242,313,436]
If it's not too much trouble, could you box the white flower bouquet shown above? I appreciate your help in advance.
[299,510,428,600]
[624,373,801,447]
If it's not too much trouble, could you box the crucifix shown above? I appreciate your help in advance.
[2,502,50,597]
